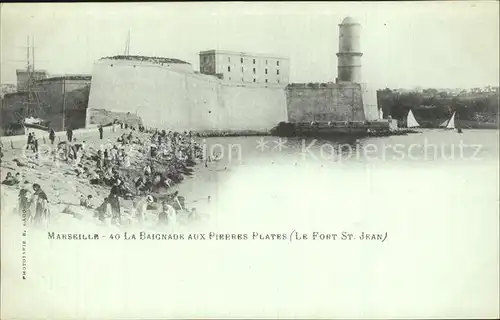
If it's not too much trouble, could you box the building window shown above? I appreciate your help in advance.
[228,57,231,62]
[242,77,244,82]
[241,67,243,73]
[253,78,256,83]
[253,59,256,64]
[228,66,231,72]
[229,77,231,80]
[277,79,280,83]
[265,79,268,83]
[265,69,268,75]
[266,60,268,65]
[241,58,243,63]
[253,68,256,74]
[277,61,280,66]
[277,69,280,75]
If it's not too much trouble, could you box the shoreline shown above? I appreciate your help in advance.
[2,123,497,144]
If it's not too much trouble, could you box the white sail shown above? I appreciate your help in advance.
[379,109,384,119]
[446,112,456,129]
[406,110,420,128]
[439,119,449,127]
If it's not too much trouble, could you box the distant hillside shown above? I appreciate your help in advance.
[378,88,499,127]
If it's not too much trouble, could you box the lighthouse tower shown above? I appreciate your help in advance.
[336,17,363,83]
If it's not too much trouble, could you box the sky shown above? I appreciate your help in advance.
[1,2,499,89]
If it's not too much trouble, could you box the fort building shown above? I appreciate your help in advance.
[199,50,290,86]
[3,17,384,135]
[86,54,288,132]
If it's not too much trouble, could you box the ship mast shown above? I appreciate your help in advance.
[26,36,31,96]
[22,35,44,119]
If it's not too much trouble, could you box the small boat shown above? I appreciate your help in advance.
[440,111,456,130]
[406,110,420,128]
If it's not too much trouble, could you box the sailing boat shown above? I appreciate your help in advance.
[440,111,456,130]
[406,109,420,128]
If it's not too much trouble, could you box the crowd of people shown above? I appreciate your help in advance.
[3,121,208,229]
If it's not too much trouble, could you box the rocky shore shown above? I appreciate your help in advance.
[0,126,217,230]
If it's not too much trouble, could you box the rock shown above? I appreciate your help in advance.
[13,159,27,167]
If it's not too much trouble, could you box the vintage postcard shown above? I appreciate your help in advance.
[1,2,499,319]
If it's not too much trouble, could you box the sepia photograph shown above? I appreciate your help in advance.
[1,2,499,319]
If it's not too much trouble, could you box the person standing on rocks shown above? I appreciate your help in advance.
[134,176,147,195]
[26,132,33,150]
[143,164,152,176]
[134,195,154,224]
[33,136,39,155]
[49,128,56,145]
[108,188,121,226]
[30,183,49,227]
[123,153,131,168]
[158,200,176,227]
[17,189,31,217]
[99,125,104,140]
[66,127,73,142]
[96,150,104,169]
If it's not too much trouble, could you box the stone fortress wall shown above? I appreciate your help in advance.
[87,58,288,132]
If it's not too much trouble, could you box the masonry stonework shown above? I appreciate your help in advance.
[286,83,365,122]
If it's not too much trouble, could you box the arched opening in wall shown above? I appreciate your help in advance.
[208,111,212,114]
